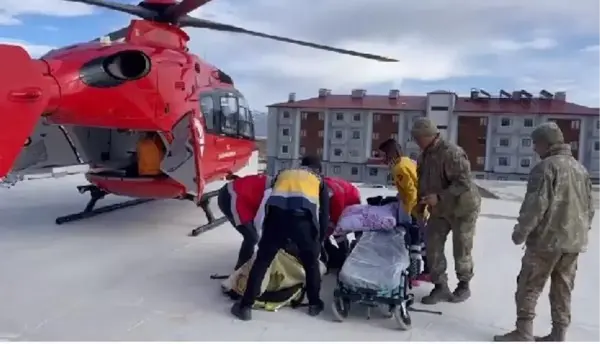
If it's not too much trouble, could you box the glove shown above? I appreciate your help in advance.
[511,224,526,245]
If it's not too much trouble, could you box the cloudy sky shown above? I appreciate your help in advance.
[1,0,598,110]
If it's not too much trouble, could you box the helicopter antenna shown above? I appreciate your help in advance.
[67,0,398,62]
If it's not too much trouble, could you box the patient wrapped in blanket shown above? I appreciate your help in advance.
[333,200,411,235]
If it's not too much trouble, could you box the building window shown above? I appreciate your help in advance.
[391,133,399,141]
[281,145,289,154]
[333,148,343,156]
[523,118,534,127]
[300,129,306,137]
[372,132,380,140]
[571,120,580,130]
[318,130,324,138]
[317,148,323,156]
[335,113,344,121]
[333,166,341,174]
[498,157,510,166]
[318,113,324,120]
[500,117,511,127]
[477,136,486,145]
[299,146,305,155]
[595,141,600,151]
[353,113,361,122]
[282,128,290,136]
[352,130,361,139]
[334,130,343,139]
[521,138,531,147]
[392,115,399,123]
[349,149,359,157]
[351,167,359,175]
[369,168,378,176]
[374,114,381,122]
[301,113,307,120]
[476,156,485,165]
[520,158,531,168]
[499,138,510,147]
[479,117,488,126]
[282,111,290,119]
[430,106,449,111]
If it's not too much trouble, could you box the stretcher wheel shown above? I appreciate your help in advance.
[331,296,350,322]
[393,303,412,330]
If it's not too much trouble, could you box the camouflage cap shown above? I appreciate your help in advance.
[411,117,439,137]
[531,122,565,145]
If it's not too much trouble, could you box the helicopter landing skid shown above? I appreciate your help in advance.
[188,190,228,237]
[54,185,153,225]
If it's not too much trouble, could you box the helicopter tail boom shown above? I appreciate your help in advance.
[0,44,58,179]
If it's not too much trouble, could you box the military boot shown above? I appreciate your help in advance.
[534,326,567,342]
[450,281,471,303]
[421,283,452,305]
[493,319,534,341]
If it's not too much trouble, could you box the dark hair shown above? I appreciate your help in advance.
[300,155,322,172]
[378,138,402,154]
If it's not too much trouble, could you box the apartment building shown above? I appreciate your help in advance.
[266,88,600,184]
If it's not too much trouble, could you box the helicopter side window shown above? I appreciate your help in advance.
[237,96,254,139]
[220,94,239,135]
[199,95,215,131]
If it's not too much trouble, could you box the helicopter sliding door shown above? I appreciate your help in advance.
[10,120,83,175]
[160,113,201,197]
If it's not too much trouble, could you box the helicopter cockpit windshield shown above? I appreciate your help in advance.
[199,90,255,141]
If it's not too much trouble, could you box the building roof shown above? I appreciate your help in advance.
[268,94,599,116]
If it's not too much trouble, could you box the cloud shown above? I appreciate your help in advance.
[0,38,55,58]
[179,0,599,108]
[0,0,93,25]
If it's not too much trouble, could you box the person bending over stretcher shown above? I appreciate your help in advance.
[379,138,430,283]
[231,156,330,321]
[322,176,362,269]
[217,173,270,270]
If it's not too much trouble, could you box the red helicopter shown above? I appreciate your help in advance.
[0,0,397,236]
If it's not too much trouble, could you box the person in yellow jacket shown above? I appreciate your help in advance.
[231,155,330,321]
[379,138,430,283]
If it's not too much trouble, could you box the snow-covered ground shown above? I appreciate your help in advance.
[0,176,598,341]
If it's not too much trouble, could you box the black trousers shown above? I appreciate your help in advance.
[217,185,259,270]
[240,207,322,308]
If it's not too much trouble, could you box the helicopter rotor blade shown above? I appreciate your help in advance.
[178,17,398,62]
[163,0,213,21]
[62,0,156,19]
[90,26,129,42]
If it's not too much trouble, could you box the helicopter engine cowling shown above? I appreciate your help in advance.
[80,50,151,87]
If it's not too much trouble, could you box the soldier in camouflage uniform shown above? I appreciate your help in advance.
[410,118,481,305]
[493,122,595,342]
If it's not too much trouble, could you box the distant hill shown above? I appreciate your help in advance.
[252,110,267,137]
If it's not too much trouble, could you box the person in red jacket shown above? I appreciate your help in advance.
[217,173,270,270]
[323,176,362,235]
[321,176,362,270]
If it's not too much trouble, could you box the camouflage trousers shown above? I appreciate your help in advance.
[515,249,579,328]
[425,213,477,284]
